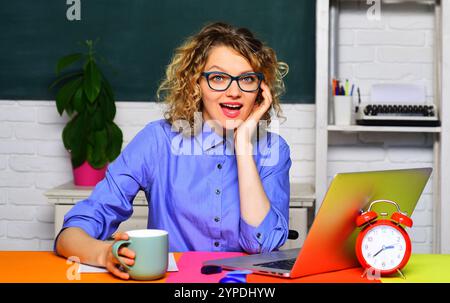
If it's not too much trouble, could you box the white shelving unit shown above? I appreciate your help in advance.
[314,0,450,253]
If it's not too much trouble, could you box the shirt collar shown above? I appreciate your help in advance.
[194,121,235,153]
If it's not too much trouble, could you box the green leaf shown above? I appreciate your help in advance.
[55,77,82,115]
[87,129,108,168]
[102,78,115,100]
[62,116,76,150]
[106,122,123,161]
[99,89,116,121]
[91,108,105,131]
[72,86,85,113]
[62,113,88,168]
[65,100,74,117]
[49,71,83,90]
[86,100,97,114]
[83,59,102,103]
[56,53,83,75]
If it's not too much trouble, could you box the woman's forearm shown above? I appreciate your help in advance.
[56,227,110,267]
[236,150,271,227]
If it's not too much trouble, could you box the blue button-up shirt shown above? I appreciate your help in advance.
[58,119,291,254]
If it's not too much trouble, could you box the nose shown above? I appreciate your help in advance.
[226,79,242,98]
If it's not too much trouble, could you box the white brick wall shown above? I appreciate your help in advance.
[334,1,436,253]
[0,100,314,250]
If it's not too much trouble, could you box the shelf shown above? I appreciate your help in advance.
[327,125,441,133]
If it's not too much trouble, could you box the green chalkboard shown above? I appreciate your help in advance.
[0,0,315,103]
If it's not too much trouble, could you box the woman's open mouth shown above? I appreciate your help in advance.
[219,102,243,119]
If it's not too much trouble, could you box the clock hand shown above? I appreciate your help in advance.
[373,244,397,258]
[373,246,385,257]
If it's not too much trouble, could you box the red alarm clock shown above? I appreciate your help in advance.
[355,199,413,276]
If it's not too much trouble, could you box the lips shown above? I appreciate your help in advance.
[219,102,243,118]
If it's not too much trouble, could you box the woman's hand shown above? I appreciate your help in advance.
[234,81,273,155]
[103,232,135,280]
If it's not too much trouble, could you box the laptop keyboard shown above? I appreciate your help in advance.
[253,258,296,270]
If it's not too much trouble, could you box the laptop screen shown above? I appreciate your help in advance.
[291,167,431,278]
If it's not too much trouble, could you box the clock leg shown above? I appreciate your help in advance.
[396,269,406,279]
[360,269,367,278]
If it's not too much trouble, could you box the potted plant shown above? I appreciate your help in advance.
[50,40,123,186]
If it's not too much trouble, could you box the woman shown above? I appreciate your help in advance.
[55,22,291,280]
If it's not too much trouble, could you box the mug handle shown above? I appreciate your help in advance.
[112,240,132,271]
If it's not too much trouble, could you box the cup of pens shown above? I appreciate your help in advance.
[332,79,356,126]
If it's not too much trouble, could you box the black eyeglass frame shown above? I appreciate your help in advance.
[201,71,264,92]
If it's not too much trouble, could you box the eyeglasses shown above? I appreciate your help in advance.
[201,71,264,92]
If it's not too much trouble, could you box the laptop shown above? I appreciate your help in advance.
[203,167,432,278]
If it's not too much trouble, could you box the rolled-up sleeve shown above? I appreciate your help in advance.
[54,124,156,252]
[239,136,291,254]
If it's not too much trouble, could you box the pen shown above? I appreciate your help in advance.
[345,79,349,96]
[350,84,355,96]
[355,87,361,113]
[357,87,361,105]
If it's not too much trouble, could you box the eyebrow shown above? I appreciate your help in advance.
[206,65,254,75]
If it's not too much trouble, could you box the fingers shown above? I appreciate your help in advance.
[113,232,129,241]
[118,247,135,259]
[106,250,134,279]
[105,233,135,280]
[112,245,135,266]
[260,82,273,107]
[113,255,135,267]
[260,81,269,94]
[106,261,130,280]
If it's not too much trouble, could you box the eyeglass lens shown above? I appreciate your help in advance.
[206,72,261,92]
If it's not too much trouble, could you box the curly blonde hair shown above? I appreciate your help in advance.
[157,22,288,135]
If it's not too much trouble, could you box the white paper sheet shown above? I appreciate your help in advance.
[76,252,178,273]
[370,83,426,104]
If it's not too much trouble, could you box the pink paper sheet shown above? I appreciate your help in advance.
[166,251,246,283]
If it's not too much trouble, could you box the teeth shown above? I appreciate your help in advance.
[222,104,242,109]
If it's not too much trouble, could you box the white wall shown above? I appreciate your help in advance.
[330,1,436,253]
[0,101,315,250]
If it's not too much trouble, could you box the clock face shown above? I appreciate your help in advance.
[361,224,407,271]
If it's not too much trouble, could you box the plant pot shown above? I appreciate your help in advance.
[73,161,108,186]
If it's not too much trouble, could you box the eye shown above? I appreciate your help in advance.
[208,73,228,82]
[212,75,224,82]
[240,75,256,83]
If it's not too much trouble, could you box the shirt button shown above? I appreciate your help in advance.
[214,217,220,222]
[215,189,221,195]
[256,233,262,239]
[217,163,222,169]
[214,241,220,247]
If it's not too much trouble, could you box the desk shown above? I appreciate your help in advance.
[1,251,450,283]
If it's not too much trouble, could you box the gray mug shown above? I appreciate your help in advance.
[112,229,168,280]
